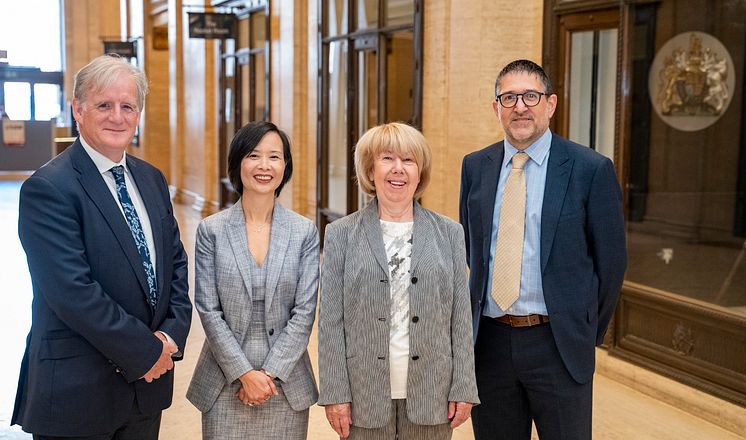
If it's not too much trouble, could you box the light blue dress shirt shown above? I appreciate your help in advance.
[483,129,552,318]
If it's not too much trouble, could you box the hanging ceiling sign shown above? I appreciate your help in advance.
[188,12,236,39]
[103,41,137,58]
[649,32,735,132]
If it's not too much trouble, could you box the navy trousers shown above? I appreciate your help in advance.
[472,317,592,440]
[32,399,161,440]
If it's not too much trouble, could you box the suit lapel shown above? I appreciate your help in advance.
[540,137,573,273]
[72,142,151,303]
[226,202,255,300]
[362,198,389,275]
[481,143,504,270]
[265,201,290,314]
[409,202,432,274]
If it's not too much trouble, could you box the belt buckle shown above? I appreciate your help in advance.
[509,315,527,327]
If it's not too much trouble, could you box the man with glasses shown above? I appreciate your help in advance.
[459,59,627,439]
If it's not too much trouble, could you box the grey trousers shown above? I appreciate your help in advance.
[347,399,452,440]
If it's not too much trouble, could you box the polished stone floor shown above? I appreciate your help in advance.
[0,179,743,440]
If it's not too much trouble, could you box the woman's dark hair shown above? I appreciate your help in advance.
[227,121,293,197]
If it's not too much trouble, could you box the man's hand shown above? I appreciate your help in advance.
[236,370,277,406]
[141,332,177,383]
[448,401,473,429]
[325,402,352,438]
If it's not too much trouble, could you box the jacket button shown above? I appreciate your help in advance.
[377,356,385,360]
[411,277,418,284]
[268,329,274,336]
[378,317,386,321]
[411,355,419,360]
[411,316,419,323]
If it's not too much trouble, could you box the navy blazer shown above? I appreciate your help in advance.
[459,134,627,384]
[12,140,192,436]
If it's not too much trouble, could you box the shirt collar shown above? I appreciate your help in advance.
[79,136,128,175]
[502,129,552,169]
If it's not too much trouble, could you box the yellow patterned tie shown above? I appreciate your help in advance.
[491,152,529,311]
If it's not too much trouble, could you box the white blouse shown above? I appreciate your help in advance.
[380,219,414,399]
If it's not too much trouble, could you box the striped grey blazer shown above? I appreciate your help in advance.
[187,200,319,413]
[317,199,479,428]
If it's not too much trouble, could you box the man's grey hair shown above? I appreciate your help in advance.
[494,59,553,98]
[73,54,149,110]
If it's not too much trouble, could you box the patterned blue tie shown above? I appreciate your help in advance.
[110,165,158,309]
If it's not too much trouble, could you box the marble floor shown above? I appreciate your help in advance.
[0,179,743,440]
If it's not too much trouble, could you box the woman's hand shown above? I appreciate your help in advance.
[236,370,278,406]
[448,401,473,429]
[325,402,352,438]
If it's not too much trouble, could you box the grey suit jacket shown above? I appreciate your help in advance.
[318,199,479,428]
[187,200,319,412]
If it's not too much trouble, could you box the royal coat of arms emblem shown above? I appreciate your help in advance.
[649,32,735,131]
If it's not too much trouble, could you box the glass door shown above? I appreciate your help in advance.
[557,9,619,161]
[318,0,422,237]
[217,3,269,209]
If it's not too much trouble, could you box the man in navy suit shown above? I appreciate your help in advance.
[12,54,192,439]
[459,59,626,439]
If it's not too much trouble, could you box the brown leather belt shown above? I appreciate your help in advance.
[493,314,550,327]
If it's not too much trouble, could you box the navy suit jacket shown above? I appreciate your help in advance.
[459,134,627,384]
[12,140,192,436]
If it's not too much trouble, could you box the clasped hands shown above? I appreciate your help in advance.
[325,401,472,438]
[141,331,178,383]
[236,370,278,407]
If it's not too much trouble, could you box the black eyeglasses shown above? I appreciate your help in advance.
[495,91,548,108]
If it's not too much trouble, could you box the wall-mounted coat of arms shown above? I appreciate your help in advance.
[648,32,735,132]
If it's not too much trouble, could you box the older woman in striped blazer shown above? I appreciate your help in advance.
[318,122,479,439]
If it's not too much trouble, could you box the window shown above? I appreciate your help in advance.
[0,0,63,121]
[624,3,746,317]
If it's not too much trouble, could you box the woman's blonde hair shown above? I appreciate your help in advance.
[354,122,432,199]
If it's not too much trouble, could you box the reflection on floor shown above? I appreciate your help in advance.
[0,180,744,439]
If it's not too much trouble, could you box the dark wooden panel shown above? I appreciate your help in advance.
[612,283,746,405]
